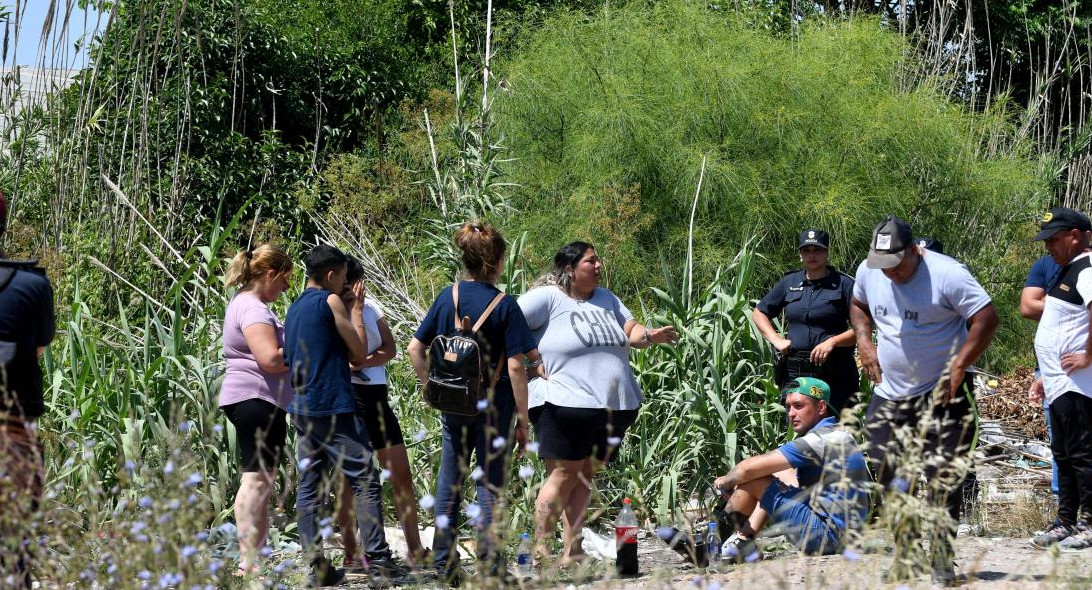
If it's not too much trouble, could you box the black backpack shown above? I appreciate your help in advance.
[425,283,507,416]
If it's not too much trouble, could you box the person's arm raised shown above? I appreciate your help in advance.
[329,288,369,366]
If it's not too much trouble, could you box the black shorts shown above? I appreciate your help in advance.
[351,383,405,449]
[222,398,287,473]
[532,402,638,462]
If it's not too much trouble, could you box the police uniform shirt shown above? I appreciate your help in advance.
[756,267,854,351]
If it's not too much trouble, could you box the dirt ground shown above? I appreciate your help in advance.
[331,529,1092,590]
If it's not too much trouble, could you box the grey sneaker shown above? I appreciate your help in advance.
[1031,520,1074,548]
[721,532,762,563]
[1059,522,1092,551]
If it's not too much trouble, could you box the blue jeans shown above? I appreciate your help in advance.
[293,413,392,564]
[1044,398,1060,497]
[432,389,516,576]
[760,480,843,555]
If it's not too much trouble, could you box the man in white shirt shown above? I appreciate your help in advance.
[1027,207,1092,550]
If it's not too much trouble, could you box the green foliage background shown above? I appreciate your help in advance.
[0,0,1078,584]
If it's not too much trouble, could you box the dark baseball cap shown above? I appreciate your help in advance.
[1033,207,1092,241]
[798,228,829,250]
[866,215,913,269]
[916,237,943,254]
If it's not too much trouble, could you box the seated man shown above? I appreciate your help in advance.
[713,377,870,557]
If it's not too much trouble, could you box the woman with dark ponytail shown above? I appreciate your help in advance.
[220,243,294,576]
[407,221,539,583]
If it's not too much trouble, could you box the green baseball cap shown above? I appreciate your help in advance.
[782,377,831,404]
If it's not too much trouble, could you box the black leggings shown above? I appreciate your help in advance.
[222,398,288,473]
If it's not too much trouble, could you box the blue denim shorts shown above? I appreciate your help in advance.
[759,480,843,555]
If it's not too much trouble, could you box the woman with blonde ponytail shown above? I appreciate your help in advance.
[220,243,294,576]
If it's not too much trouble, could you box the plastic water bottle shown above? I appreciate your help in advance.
[706,522,721,567]
[615,498,639,575]
[517,533,533,577]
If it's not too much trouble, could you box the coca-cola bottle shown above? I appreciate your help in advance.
[615,498,639,575]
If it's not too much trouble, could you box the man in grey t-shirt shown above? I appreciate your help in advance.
[850,216,998,584]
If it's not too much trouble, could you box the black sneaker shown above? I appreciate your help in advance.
[307,558,347,588]
[367,556,413,588]
[1030,519,1074,549]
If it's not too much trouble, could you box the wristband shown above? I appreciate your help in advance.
[642,330,653,345]
[524,358,542,369]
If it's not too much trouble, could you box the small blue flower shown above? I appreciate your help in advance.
[195,531,209,542]
[421,494,436,510]
[181,545,197,558]
[138,496,153,509]
[607,436,622,447]
[208,559,223,573]
[470,466,484,481]
[526,442,540,455]
[185,472,203,487]
[842,548,859,561]
[414,429,428,443]
[298,457,313,471]
[436,514,450,529]
[518,465,534,480]
[319,525,334,539]
[691,575,704,586]
[178,421,192,433]
[212,424,223,434]
[138,570,151,580]
[187,494,198,504]
[492,436,506,449]
[163,460,175,475]
[380,468,392,483]
[465,503,482,519]
[476,399,489,410]
[125,460,137,472]
[168,499,181,511]
[889,477,911,494]
[260,546,273,557]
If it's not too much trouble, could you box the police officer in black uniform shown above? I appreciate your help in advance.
[752,228,858,413]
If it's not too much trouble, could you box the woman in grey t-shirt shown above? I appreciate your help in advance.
[518,241,677,566]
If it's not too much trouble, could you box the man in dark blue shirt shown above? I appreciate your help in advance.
[1022,253,1067,504]
[284,244,407,587]
[0,192,56,589]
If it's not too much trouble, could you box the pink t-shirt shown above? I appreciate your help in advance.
[220,291,292,409]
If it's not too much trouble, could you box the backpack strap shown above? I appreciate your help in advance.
[452,282,469,332]
[471,292,507,333]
